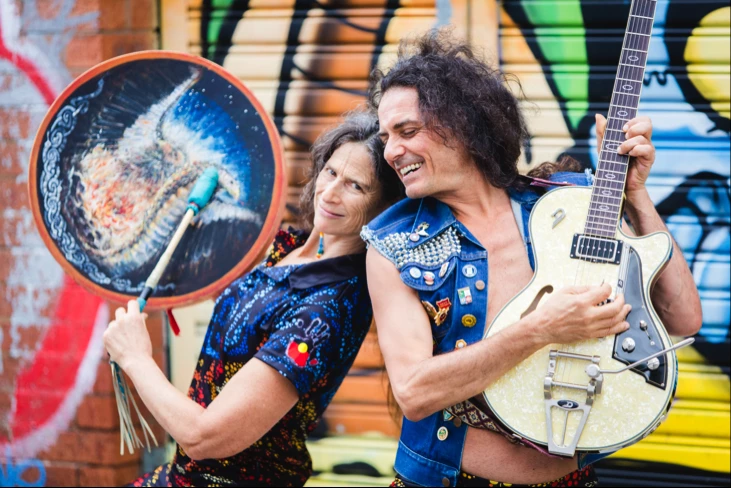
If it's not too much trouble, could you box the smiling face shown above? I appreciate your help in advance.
[313,142,384,236]
[377,87,471,200]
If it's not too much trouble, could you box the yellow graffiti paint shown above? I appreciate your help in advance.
[677,370,731,403]
[655,402,730,439]
[612,435,730,474]
[686,7,730,121]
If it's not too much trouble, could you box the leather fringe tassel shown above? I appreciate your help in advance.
[111,361,158,454]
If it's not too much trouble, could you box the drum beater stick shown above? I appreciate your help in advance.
[111,167,220,455]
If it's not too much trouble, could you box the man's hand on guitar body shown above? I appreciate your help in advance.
[529,284,631,346]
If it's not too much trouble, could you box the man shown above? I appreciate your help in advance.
[362,31,702,487]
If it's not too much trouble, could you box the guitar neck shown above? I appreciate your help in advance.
[585,0,657,239]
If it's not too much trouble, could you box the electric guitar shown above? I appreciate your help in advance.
[481,0,693,457]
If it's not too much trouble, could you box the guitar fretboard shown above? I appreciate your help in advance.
[585,0,657,238]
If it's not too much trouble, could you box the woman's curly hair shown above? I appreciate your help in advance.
[299,110,404,230]
[369,29,578,188]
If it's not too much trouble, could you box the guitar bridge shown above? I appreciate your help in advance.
[544,350,604,456]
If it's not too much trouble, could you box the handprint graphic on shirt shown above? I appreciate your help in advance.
[286,317,331,368]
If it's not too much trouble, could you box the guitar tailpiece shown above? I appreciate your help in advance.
[543,350,603,457]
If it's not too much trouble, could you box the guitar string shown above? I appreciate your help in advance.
[569,0,647,403]
[559,0,653,446]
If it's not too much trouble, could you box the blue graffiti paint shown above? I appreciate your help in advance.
[585,19,731,353]
[0,455,46,487]
[656,173,731,344]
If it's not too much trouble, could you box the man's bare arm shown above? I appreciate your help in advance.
[622,192,703,337]
[367,248,630,422]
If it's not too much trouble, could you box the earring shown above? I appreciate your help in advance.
[316,232,325,259]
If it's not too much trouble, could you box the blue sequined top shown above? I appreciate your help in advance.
[170,230,373,486]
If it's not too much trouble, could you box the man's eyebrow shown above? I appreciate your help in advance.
[379,118,420,138]
[393,119,419,130]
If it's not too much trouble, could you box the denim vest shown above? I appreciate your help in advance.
[361,172,600,487]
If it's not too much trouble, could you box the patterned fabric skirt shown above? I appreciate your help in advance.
[128,463,284,487]
[129,464,173,487]
[390,465,598,487]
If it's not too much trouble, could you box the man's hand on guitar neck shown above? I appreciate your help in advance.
[595,114,655,197]
[595,114,702,338]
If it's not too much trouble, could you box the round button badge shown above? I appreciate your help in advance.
[409,267,422,279]
[462,264,477,278]
[461,314,477,327]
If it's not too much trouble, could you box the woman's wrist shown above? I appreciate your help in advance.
[120,353,157,378]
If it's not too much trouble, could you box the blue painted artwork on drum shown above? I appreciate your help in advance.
[30,53,285,306]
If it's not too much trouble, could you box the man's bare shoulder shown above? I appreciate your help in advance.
[365,246,399,279]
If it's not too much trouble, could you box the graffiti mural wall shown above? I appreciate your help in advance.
[1,1,162,485]
[501,0,729,474]
[174,0,730,480]
[0,0,107,463]
[182,0,451,222]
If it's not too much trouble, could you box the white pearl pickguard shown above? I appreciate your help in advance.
[483,186,676,453]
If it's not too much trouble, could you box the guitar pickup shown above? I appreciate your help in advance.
[570,234,624,265]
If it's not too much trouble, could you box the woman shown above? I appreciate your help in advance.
[104,111,403,487]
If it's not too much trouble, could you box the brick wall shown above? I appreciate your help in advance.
[0,0,165,486]
[26,313,168,487]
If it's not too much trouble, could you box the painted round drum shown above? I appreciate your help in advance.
[29,51,286,308]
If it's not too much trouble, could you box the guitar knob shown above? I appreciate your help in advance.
[647,358,660,371]
[585,364,601,378]
[622,337,636,352]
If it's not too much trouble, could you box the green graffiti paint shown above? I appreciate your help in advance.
[523,1,589,129]
[205,0,237,59]
[522,2,584,25]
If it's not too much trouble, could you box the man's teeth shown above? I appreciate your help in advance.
[400,163,423,176]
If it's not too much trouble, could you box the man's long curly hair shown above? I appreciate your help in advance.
[369,29,579,189]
